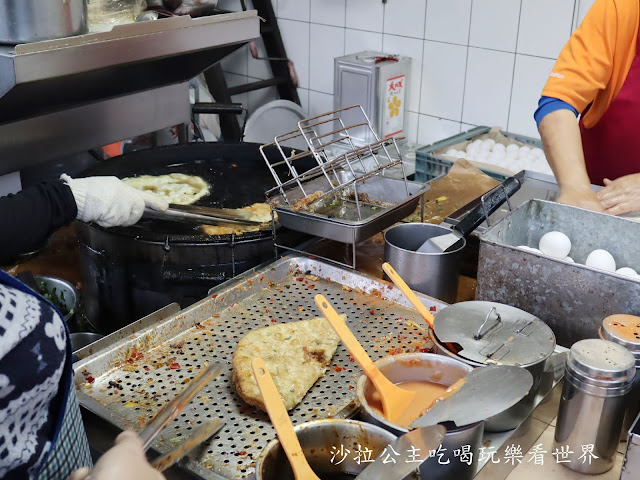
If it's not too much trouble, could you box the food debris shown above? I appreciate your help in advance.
[169,363,181,370]
[305,274,319,281]
[297,306,305,311]
[268,281,277,287]
[348,385,354,390]
[85,376,95,384]
[333,366,342,372]
[124,402,139,408]
[342,285,352,292]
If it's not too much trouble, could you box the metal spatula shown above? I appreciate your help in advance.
[355,425,446,480]
[409,365,533,429]
[416,176,521,254]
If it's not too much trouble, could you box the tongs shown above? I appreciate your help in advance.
[143,204,263,227]
[86,363,224,478]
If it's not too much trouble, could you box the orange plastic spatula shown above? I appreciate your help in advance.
[314,294,416,426]
[382,262,434,328]
[252,358,321,480]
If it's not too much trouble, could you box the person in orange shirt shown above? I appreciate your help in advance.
[536,0,640,215]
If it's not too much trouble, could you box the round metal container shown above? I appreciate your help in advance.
[600,314,640,440]
[256,419,418,480]
[0,0,88,44]
[384,223,465,304]
[70,332,104,353]
[432,301,556,432]
[356,353,483,480]
[34,275,79,324]
[554,339,635,474]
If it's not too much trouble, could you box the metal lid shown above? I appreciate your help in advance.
[568,339,636,386]
[601,315,640,353]
[433,301,556,367]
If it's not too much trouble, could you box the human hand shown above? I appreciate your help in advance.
[61,174,169,227]
[557,186,604,212]
[596,174,640,215]
[68,431,165,480]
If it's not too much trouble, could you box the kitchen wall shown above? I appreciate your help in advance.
[217,0,596,145]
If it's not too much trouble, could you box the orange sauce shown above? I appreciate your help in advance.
[366,380,449,428]
[604,314,640,343]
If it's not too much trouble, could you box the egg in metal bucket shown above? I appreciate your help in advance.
[538,231,572,259]
[616,267,638,277]
[586,249,617,272]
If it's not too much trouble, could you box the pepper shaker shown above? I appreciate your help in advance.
[554,339,635,474]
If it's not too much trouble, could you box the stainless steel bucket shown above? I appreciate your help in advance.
[256,419,419,480]
[384,223,465,304]
[0,0,88,44]
[356,353,483,480]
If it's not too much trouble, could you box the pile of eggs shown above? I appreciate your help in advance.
[518,231,640,279]
[444,138,553,176]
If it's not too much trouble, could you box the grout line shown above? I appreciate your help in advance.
[460,0,474,124]
[506,0,524,132]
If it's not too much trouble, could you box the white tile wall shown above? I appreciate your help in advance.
[383,0,426,39]
[345,30,383,56]
[277,0,309,22]
[469,0,521,52]
[221,0,584,144]
[425,0,472,46]
[508,55,556,137]
[310,0,345,27]
[278,19,310,89]
[309,24,345,94]
[462,47,515,127]
[346,0,384,32]
[518,0,574,58]
[421,41,467,121]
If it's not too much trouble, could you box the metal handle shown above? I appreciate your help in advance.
[454,176,521,237]
[475,307,502,340]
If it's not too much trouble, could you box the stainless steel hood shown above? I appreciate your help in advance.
[0,11,259,174]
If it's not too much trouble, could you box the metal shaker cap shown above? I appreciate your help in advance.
[568,339,636,387]
[433,301,556,367]
[600,315,640,367]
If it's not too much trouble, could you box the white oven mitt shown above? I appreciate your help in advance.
[61,174,169,228]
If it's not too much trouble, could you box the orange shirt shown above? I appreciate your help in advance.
[542,0,639,128]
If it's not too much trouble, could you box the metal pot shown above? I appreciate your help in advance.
[433,301,556,432]
[256,419,419,480]
[70,332,104,353]
[356,353,483,480]
[34,275,79,324]
[384,223,465,304]
[0,0,88,44]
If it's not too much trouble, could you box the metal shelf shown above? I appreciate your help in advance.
[0,11,259,174]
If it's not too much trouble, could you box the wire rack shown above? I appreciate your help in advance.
[260,105,411,220]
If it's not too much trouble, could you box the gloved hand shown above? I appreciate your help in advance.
[68,431,165,480]
[61,174,169,228]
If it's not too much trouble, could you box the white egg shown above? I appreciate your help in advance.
[616,267,638,277]
[475,152,489,162]
[532,148,545,158]
[480,142,493,153]
[455,151,467,159]
[585,249,616,272]
[489,150,506,161]
[519,146,532,156]
[466,143,480,155]
[506,144,520,156]
[483,139,496,148]
[445,149,457,157]
[471,139,483,147]
[466,154,475,161]
[538,231,572,259]
[564,256,575,263]
[492,143,506,152]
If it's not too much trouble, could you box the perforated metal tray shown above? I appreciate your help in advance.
[74,256,446,479]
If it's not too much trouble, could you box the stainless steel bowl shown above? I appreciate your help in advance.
[70,332,104,353]
[34,275,79,323]
[256,419,419,480]
[356,353,483,480]
[384,223,465,304]
[0,0,88,44]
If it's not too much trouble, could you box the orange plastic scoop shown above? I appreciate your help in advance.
[382,262,434,328]
[252,358,321,480]
[314,294,417,426]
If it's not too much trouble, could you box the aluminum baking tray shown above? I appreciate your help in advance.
[476,199,640,347]
[273,173,428,244]
[74,256,445,480]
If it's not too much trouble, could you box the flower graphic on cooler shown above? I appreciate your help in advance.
[388,96,402,118]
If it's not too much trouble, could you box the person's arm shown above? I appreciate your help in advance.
[0,180,77,263]
[538,109,603,211]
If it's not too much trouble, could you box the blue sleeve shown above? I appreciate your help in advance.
[534,96,579,126]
